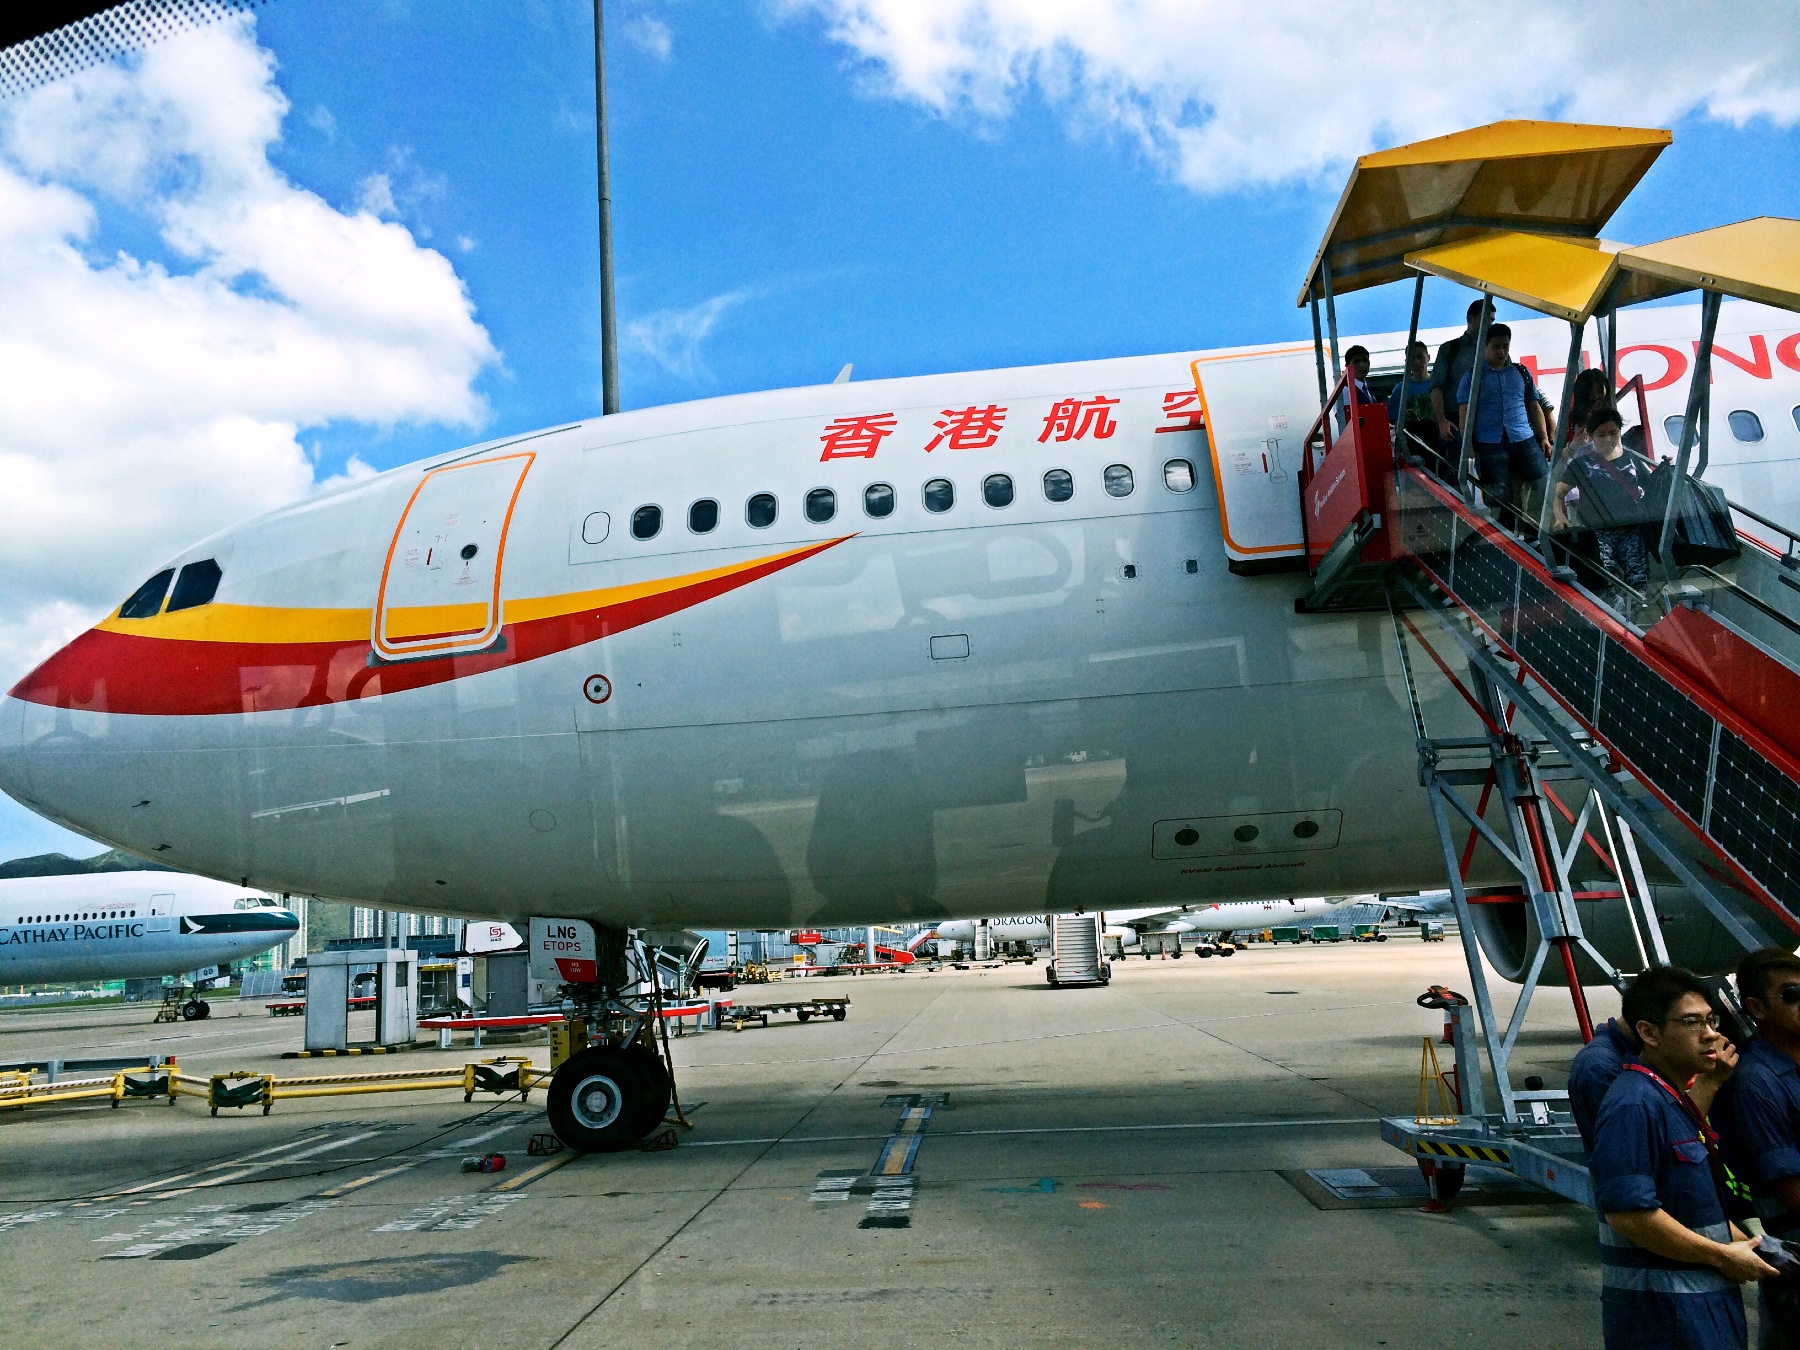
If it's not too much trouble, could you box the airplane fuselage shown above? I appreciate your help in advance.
[4,303,1797,933]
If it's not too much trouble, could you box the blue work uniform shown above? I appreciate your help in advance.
[1713,1038,1800,1346]
[1590,1064,1747,1349]
[1571,1018,1639,1150]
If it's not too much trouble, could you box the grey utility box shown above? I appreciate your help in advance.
[304,948,418,1050]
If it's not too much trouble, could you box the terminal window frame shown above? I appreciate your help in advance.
[1728,410,1765,443]
[982,473,1014,508]
[688,498,720,534]
[805,488,837,524]
[631,504,662,540]
[863,483,896,518]
[1103,464,1135,497]
[746,492,778,528]
[1042,469,1074,503]
[166,558,223,613]
[923,478,955,513]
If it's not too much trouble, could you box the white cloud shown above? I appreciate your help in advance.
[624,16,674,61]
[783,1,1800,191]
[626,288,753,379]
[307,103,337,139]
[0,16,497,683]
[356,170,398,217]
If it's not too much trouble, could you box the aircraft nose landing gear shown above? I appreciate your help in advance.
[547,1043,672,1153]
[180,998,210,1021]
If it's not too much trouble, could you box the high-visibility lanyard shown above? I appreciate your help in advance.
[1624,1062,1732,1210]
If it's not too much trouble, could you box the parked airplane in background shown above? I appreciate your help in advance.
[935,896,1363,954]
[3,301,1795,973]
[0,871,298,1018]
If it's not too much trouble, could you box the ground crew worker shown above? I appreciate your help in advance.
[1715,947,1800,1347]
[1590,965,1773,1348]
[1573,1013,1739,1151]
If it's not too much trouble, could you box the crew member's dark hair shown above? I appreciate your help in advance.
[1467,298,1494,320]
[1586,405,1624,435]
[1485,323,1512,345]
[1345,344,1370,362]
[1736,947,1800,1007]
[1621,965,1712,1034]
[1570,367,1612,423]
[1409,340,1430,358]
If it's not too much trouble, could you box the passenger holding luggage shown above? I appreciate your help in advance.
[1455,323,1553,525]
[1713,948,1800,1347]
[1388,340,1440,461]
[1554,407,1652,590]
[1590,965,1774,1350]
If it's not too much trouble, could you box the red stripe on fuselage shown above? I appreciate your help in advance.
[10,539,844,717]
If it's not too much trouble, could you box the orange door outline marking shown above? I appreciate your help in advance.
[372,451,536,661]
[1190,344,1315,557]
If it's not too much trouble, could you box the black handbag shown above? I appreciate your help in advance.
[1668,478,1741,567]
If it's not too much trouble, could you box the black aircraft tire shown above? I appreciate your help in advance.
[547,1047,652,1153]
[197,1000,211,1019]
[621,1043,672,1138]
[181,1000,204,1021]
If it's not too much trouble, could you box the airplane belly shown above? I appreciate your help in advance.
[6,508,1483,927]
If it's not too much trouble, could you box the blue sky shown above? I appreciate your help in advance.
[3,0,1800,860]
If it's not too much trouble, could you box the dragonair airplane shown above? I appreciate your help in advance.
[1,302,1797,999]
[935,896,1363,952]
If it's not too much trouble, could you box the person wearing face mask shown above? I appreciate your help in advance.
[1554,406,1654,600]
[1714,949,1800,1347]
[1590,965,1776,1349]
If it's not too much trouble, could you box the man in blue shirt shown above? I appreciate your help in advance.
[1715,948,1800,1347]
[1455,322,1553,528]
[1573,1013,1739,1152]
[1591,965,1774,1348]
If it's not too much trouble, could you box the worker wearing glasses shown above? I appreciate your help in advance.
[1714,949,1800,1347]
[1590,965,1775,1349]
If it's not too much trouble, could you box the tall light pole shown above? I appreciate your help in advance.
[593,0,619,414]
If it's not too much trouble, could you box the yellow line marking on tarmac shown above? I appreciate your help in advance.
[492,1150,579,1192]
[319,1160,421,1198]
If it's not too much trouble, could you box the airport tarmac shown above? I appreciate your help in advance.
[0,938,1617,1348]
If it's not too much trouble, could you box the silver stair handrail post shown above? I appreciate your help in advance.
[1456,301,1492,506]
[1658,290,1722,564]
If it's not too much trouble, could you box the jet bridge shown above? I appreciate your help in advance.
[1283,119,1800,1204]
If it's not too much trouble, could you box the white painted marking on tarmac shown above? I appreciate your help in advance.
[155,1129,379,1197]
[97,1199,337,1259]
[0,1209,61,1234]
[683,1117,1380,1149]
[371,1192,524,1233]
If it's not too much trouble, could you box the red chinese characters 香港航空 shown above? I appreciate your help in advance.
[1039,395,1119,444]
[924,404,1008,452]
[1156,389,1205,434]
[819,413,899,461]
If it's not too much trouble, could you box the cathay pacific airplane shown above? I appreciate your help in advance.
[0,872,298,1017]
[936,896,1363,953]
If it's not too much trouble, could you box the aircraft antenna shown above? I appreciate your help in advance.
[593,0,620,415]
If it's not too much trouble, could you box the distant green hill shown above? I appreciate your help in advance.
[0,849,177,880]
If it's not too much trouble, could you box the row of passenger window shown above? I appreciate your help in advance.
[629,459,1200,541]
[1663,406,1800,448]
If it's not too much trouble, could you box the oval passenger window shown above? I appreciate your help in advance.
[1104,464,1135,497]
[864,483,895,518]
[1042,469,1074,503]
[581,511,610,544]
[1163,459,1196,492]
[119,569,175,620]
[631,505,662,540]
[1664,416,1687,449]
[167,559,222,613]
[747,493,777,528]
[805,488,836,523]
[688,499,718,534]
[923,479,954,513]
[982,474,1014,508]
[1729,410,1765,444]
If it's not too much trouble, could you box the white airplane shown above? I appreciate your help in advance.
[3,299,1795,939]
[0,870,298,1018]
[936,896,1363,954]
[1,287,1796,1139]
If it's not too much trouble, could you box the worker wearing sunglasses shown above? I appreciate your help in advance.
[1714,948,1800,1347]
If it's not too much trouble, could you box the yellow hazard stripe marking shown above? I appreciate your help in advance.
[1415,1140,1510,1163]
[492,1149,579,1192]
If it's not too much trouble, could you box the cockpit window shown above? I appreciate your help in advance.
[119,569,175,620]
[166,559,222,613]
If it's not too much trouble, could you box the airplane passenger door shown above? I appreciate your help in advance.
[147,893,175,933]
[1188,349,1317,563]
[374,453,535,661]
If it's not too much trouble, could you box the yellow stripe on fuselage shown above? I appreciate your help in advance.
[94,540,846,646]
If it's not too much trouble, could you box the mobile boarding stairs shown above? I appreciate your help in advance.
[1284,120,1800,1205]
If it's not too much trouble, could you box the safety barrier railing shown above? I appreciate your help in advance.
[201,1056,540,1117]
[0,1063,176,1112]
[1396,464,1800,940]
